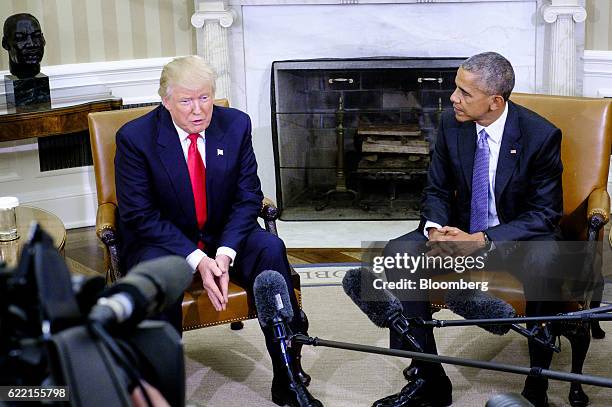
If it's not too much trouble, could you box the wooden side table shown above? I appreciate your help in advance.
[0,98,122,142]
[0,206,66,268]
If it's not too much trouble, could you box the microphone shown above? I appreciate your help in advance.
[254,270,294,327]
[254,270,294,367]
[443,289,560,352]
[341,268,423,352]
[444,289,515,335]
[88,255,192,328]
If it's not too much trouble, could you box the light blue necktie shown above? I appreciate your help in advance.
[470,129,490,233]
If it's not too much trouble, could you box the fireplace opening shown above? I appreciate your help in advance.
[271,57,464,221]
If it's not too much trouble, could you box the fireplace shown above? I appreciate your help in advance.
[191,0,588,223]
[271,57,464,220]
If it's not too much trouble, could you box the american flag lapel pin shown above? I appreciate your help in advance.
[217,149,224,156]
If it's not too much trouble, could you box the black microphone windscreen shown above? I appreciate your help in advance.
[116,255,192,311]
[253,270,294,327]
[445,289,516,335]
[74,275,106,314]
[486,393,534,407]
[342,268,403,328]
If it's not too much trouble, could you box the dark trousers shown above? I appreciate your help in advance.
[384,229,561,380]
[132,227,303,376]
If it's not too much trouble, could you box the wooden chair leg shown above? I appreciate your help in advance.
[563,323,591,407]
[589,300,606,339]
[230,321,244,330]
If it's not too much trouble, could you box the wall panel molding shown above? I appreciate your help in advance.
[1,57,173,106]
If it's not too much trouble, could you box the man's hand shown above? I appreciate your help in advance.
[215,254,231,307]
[427,226,486,257]
[216,253,231,274]
[197,256,229,311]
[427,227,450,242]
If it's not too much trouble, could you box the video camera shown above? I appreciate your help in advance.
[0,224,186,406]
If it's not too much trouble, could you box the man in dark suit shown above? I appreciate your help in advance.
[114,55,322,407]
[373,52,563,407]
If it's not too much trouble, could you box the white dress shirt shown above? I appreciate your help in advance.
[172,122,237,272]
[424,102,509,238]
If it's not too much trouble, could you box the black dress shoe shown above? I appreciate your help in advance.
[372,373,452,407]
[521,377,549,407]
[568,382,589,407]
[520,390,548,407]
[271,376,323,407]
[591,320,606,339]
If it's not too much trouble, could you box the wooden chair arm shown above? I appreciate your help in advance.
[260,197,280,236]
[96,202,117,238]
[586,188,610,241]
[587,187,610,225]
[96,202,122,282]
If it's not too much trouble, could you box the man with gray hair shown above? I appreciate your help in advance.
[375,52,563,407]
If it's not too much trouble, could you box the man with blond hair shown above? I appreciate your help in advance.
[115,55,322,406]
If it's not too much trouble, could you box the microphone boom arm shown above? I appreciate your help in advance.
[413,307,612,352]
[290,334,612,389]
[422,311,612,329]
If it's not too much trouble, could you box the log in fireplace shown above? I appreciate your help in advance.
[271,57,464,221]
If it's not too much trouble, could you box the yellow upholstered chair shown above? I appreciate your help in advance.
[88,100,302,331]
[428,93,611,407]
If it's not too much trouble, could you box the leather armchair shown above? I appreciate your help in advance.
[88,101,301,331]
[429,93,611,407]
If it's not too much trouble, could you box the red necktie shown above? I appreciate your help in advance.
[187,134,207,241]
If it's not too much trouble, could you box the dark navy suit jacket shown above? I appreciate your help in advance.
[114,104,263,271]
[421,101,563,243]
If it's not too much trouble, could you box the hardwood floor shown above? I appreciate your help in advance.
[65,226,106,275]
[64,227,363,276]
[65,223,612,279]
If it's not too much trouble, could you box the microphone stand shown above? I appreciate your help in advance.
[414,304,612,352]
[272,312,294,383]
[423,304,612,327]
[290,334,612,389]
[272,312,316,407]
[387,311,423,352]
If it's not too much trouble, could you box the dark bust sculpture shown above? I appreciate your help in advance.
[2,13,49,108]
[2,13,46,79]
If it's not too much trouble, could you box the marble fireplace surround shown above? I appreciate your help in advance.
[193,0,586,200]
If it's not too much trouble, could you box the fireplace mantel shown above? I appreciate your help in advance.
[193,0,586,199]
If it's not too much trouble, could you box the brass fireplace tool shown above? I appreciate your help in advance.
[316,95,358,211]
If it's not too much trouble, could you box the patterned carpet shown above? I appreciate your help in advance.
[183,276,612,407]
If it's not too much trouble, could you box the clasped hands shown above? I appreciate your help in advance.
[197,254,231,312]
[426,226,486,257]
